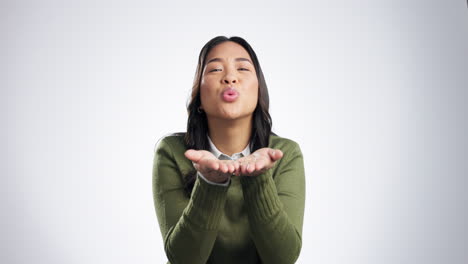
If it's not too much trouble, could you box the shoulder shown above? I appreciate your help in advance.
[268,134,305,179]
[269,134,302,154]
[153,132,193,173]
[153,132,187,154]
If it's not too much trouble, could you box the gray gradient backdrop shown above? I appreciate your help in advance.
[2,0,468,263]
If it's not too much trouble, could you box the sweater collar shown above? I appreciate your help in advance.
[207,135,251,160]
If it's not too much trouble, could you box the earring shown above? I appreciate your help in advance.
[197,107,203,114]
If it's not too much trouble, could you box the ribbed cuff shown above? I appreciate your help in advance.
[240,171,283,222]
[183,175,229,230]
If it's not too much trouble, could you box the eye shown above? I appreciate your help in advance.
[209,68,221,72]
[239,68,249,71]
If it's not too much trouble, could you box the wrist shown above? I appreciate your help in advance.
[197,171,231,186]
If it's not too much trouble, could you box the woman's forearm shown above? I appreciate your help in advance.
[161,176,229,264]
[240,170,304,264]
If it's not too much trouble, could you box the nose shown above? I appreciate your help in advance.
[222,68,237,84]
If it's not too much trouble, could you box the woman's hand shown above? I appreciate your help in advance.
[185,148,283,181]
[237,148,283,177]
[185,149,239,184]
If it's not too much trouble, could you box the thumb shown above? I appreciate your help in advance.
[269,149,283,161]
[185,149,203,163]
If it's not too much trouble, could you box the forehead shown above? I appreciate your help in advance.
[205,41,252,61]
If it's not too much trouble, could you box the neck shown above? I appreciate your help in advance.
[207,116,252,156]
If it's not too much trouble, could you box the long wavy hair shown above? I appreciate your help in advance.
[183,36,273,196]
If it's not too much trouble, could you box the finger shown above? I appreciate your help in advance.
[219,162,228,174]
[206,160,220,171]
[247,162,256,174]
[239,162,246,175]
[233,161,240,176]
[247,161,254,174]
[236,160,242,175]
[227,162,235,174]
[269,149,283,161]
[255,159,268,172]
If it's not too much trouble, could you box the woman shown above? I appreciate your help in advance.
[152,36,305,264]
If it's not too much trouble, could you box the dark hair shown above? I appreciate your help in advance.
[183,36,272,196]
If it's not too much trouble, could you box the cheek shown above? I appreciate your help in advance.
[199,88,208,107]
[248,80,259,103]
[200,76,217,93]
[199,83,217,108]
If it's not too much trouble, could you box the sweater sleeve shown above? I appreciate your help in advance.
[240,141,306,264]
[152,137,229,264]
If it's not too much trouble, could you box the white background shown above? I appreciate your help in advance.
[2,0,468,263]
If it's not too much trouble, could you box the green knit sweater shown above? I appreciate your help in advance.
[152,133,305,264]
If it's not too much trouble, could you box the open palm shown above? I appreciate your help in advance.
[184,150,239,184]
[237,148,283,177]
[185,148,283,180]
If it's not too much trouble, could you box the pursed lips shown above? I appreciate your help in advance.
[221,86,239,102]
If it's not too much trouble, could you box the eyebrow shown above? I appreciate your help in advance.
[206,57,253,65]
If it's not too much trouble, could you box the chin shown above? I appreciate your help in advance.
[220,111,252,121]
[207,106,254,121]
[219,113,241,120]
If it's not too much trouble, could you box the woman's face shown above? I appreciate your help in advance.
[200,41,259,121]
